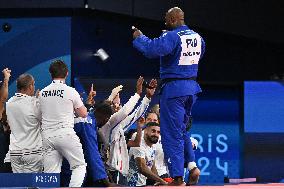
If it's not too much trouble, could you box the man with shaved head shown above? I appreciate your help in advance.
[132,7,205,185]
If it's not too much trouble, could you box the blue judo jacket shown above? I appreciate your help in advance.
[133,25,205,98]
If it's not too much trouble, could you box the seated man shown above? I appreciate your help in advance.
[127,111,169,180]
[129,111,200,185]
[127,122,167,186]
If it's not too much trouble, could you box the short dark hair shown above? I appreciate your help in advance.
[49,60,68,79]
[94,100,113,118]
[145,122,160,128]
[145,111,160,121]
[16,74,34,91]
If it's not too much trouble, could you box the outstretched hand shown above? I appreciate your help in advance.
[108,85,123,102]
[146,79,158,99]
[136,76,144,96]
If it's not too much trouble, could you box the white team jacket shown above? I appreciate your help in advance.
[99,93,151,176]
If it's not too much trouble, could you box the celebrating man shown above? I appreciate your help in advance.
[132,7,205,185]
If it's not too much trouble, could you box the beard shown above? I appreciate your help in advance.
[147,135,159,144]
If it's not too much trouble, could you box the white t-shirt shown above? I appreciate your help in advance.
[39,80,84,136]
[127,138,155,186]
[131,131,168,177]
[6,93,42,151]
[153,137,168,176]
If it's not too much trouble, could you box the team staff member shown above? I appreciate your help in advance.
[6,74,42,173]
[39,60,88,187]
[132,7,205,185]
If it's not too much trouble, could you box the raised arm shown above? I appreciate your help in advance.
[0,68,11,119]
[121,79,157,132]
[127,117,144,148]
[85,83,96,110]
[107,77,144,127]
[120,96,149,132]
[107,85,123,102]
[133,29,179,58]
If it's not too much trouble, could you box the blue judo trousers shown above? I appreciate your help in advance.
[133,25,205,177]
[160,88,198,177]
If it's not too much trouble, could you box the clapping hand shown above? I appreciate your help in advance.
[146,79,158,99]
[136,76,144,96]
[2,68,11,80]
[108,85,123,102]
